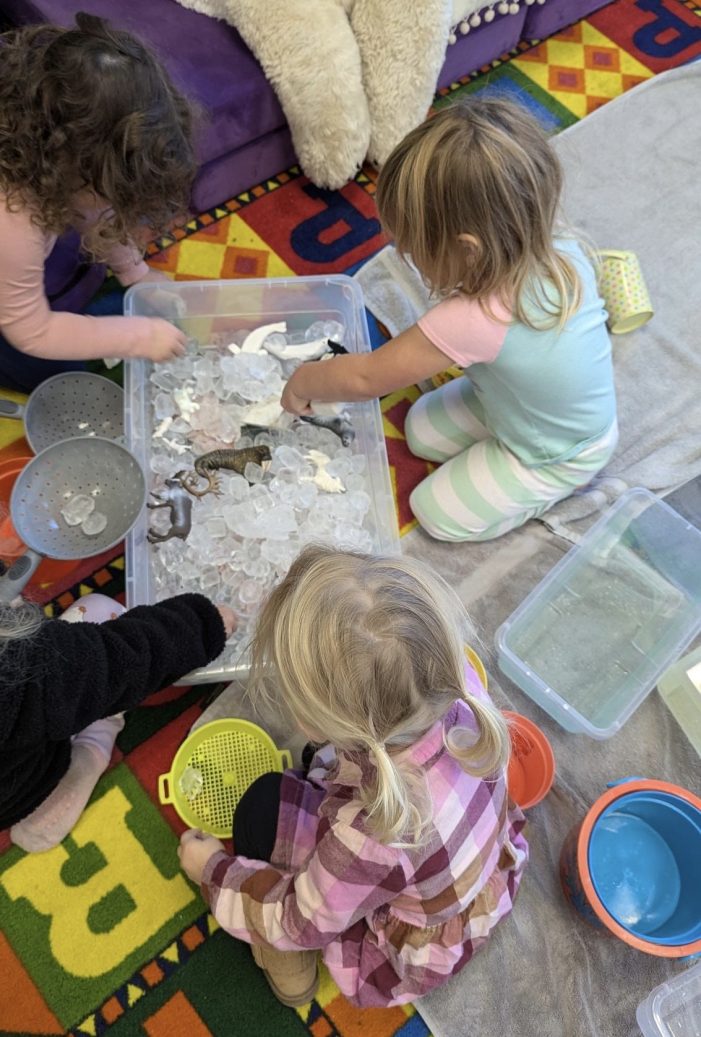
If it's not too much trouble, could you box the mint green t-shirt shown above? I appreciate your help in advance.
[417,239,616,466]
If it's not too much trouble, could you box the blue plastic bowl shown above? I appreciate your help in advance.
[588,791,701,946]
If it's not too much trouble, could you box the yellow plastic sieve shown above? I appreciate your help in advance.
[158,718,293,838]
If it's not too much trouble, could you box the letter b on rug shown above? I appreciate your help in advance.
[0,765,201,1028]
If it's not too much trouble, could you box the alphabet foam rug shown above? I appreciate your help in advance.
[0,1,699,1033]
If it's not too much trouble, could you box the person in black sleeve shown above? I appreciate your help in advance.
[1,592,236,853]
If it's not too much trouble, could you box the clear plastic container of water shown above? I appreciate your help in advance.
[123,276,400,684]
[496,489,701,738]
[637,962,701,1037]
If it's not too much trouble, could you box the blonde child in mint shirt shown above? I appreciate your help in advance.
[282,97,617,542]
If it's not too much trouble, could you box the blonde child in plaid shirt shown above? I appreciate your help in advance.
[179,546,527,1008]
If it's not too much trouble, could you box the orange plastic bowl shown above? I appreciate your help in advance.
[504,710,556,810]
[561,779,701,958]
[0,456,81,589]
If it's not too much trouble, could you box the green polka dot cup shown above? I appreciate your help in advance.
[597,250,654,335]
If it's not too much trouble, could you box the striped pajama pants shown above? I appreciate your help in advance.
[404,377,618,543]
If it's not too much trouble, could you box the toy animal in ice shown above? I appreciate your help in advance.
[147,478,194,543]
[326,339,349,356]
[299,413,356,447]
[178,445,273,497]
[171,0,452,189]
[302,450,346,493]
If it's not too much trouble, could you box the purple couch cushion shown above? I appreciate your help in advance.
[0,0,286,169]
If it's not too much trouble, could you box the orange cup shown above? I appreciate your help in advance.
[503,710,556,810]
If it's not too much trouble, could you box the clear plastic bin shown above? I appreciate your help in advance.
[123,275,400,683]
[637,962,701,1037]
[495,489,701,738]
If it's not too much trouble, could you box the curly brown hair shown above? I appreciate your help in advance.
[0,12,196,256]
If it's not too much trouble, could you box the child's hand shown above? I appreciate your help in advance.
[178,829,226,884]
[143,319,187,363]
[281,373,313,415]
[215,604,238,637]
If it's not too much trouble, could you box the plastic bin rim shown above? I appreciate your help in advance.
[576,779,701,957]
[647,961,701,1025]
[124,272,363,305]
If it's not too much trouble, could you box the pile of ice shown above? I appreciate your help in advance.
[145,319,382,673]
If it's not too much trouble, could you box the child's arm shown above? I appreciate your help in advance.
[181,819,407,952]
[280,323,454,414]
[2,594,231,747]
[0,202,185,363]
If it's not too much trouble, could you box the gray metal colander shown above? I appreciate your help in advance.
[0,437,145,602]
[0,372,123,454]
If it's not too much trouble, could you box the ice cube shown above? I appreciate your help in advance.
[153,392,175,420]
[243,462,265,485]
[304,321,328,341]
[82,510,108,536]
[178,766,204,800]
[323,320,345,342]
[237,579,265,610]
[61,494,96,526]
[271,445,305,474]
[206,517,227,539]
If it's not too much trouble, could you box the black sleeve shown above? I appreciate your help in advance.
[0,593,227,748]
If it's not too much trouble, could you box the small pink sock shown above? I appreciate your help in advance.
[72,713,125,761]
[10,714,125,854]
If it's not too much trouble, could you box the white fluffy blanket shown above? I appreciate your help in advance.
[173,0,453,188]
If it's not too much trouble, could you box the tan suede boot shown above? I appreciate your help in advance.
[251,944,319,1007]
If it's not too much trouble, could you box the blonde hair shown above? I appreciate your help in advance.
[249,546,509,848]
[375,96,582,329]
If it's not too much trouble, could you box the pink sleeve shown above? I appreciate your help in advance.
[0,201,154,360]
[417,293,511,366]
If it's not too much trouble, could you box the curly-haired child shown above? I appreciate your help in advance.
[0,13,195,391]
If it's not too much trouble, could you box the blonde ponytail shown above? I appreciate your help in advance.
[360,741,429,848]
[446,691,510,778]
[249,545,511,848]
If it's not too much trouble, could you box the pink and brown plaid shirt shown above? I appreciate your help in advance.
[201,666,528,1008]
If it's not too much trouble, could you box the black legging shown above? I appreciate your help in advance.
[233,772,283,861]
[232,743,318,861]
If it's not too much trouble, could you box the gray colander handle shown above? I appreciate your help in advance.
[0,399,24,420]
[0,550,43,602]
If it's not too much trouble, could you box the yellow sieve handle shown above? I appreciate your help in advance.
[279,750,293,771]
[158,773,174,805]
